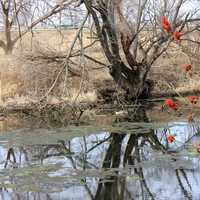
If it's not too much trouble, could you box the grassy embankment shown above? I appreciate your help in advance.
[0,29,199,107]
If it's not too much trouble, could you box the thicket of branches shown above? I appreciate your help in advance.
[0,0,85,54]
[0,0,200,102]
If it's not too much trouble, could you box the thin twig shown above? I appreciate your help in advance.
[39,11,89,101]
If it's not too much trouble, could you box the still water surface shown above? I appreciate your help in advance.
[0,112,199,200]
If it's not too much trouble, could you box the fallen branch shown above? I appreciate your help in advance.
[39,11,89,101]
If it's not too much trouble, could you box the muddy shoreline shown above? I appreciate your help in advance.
[0,88,199,130]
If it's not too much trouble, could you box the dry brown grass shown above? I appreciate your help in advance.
[0,29,109,105]
[150,39,200,93]
[0,29,199,105]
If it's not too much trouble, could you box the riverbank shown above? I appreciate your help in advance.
[0,93,199,132]
[0,29,199,117]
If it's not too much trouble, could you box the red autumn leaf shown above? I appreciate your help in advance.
[164,98,178,110]
[187,96,198,105]
[167,135,176,143]
[161,16,171,33]
[182,64,192,72]
[172,31,182,41]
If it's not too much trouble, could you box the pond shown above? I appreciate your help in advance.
[0,107,199,200]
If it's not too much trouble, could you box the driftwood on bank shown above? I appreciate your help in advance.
[0,89,199,117]
[0,101,94,126]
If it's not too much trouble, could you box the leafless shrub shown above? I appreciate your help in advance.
[18,45,84,100]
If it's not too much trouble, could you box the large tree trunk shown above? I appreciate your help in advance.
[0,40,14,55]
[4,42,14,55]
[5,10,14,54]
[83,1,154,100]
[1,1,14,55]
[109,62,153,99]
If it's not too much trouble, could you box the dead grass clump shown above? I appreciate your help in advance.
[176,76,200,93]
[17,44,98,103]
[0,29,108,104]
[0,55,26,102]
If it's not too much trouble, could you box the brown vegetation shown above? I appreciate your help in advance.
[0,28,199,107]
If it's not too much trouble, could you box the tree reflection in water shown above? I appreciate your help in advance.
[1,107,199,200]
[94,108,166,200]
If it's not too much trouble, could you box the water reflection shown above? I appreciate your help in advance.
[0,108,199,200]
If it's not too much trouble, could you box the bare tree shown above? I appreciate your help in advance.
[0,0,75,54]
[82,0,200,99]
